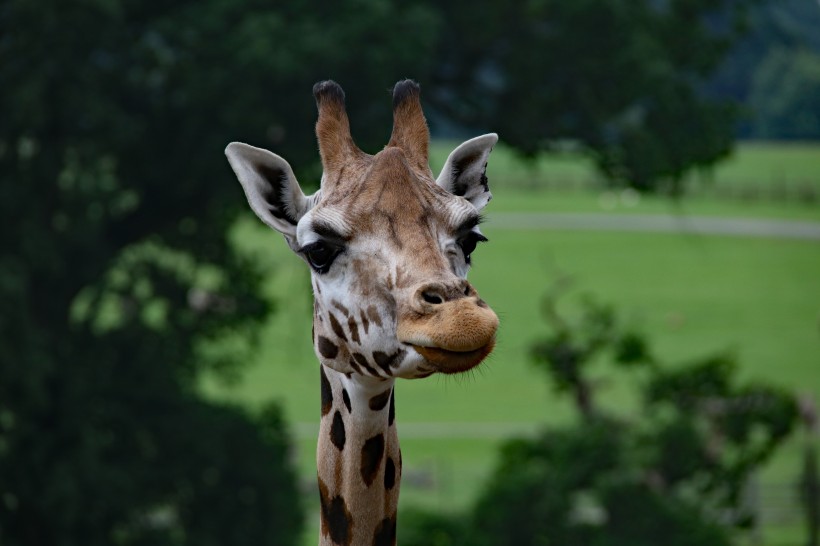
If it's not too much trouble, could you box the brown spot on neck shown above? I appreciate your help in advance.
[372,516,397,546]
[318,476,354,546]
[320,366,333,416]
[360,433,385,487]
[369,387,392,411]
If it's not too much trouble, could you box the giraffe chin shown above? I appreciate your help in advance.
[410,338,495,374]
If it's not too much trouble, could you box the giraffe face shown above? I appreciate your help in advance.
[299,147,497,379]
[226,80,499,380]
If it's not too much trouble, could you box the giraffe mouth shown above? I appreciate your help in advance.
[410,338,495,374]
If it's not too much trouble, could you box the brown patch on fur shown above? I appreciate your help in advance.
[373,350,406,374]
[347,316,361,344]
[366,306,382,329]
[384,457,396,490]
[372,515,397,546]
[332,300,351,317]
[318,336,339,359]
[328,313,347,342]
[320,366,333,416]
[360,310,370,335]
[368,388,392,411]
[352,353,380,377]
[330,410,346,451]
[360,433,385,487]
[318,476,354,546]
[348,358,364,375]
[350,257,382,300]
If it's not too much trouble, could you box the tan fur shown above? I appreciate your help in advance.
[387,84,433,177]
[228,80,498,546]
[315,83,370,183]
[317,369,399,546]
[310,90,496,544]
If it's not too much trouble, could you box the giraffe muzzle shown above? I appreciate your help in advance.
[397,296,499,374]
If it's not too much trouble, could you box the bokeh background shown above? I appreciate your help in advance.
[2,1,819,545]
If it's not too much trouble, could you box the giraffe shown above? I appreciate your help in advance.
[225,79,499,546]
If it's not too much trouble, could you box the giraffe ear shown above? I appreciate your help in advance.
[225,142,317,242]
[436,133,498,210]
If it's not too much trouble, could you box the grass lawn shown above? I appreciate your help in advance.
[491,189,820,221]
[437,138,820,220]
[202,141,820,545]
[428,139,820,194]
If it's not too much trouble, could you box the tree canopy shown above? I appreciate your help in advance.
[1,0,811,542]
[708,0,820,139]
[426,0,756,192]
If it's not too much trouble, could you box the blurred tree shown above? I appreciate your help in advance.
[0,0,446,541]
[0,0,442,543]
[0,0,312,542]
[402,285,799,546]
[427,0,755,193]
[798,396,820,546]
[749,47,820,140]
[2,0,810,540]
[707,0,820,137]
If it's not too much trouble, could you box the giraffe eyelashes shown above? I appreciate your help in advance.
[301,241,344,273]
[457,232,488,264]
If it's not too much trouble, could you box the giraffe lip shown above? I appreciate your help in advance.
[410,339,495,374]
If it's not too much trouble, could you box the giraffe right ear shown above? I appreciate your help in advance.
[225,142,317,243]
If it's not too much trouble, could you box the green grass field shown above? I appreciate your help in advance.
[202,141,820,545]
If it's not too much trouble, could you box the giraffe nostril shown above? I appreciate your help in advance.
[422,291,443,305]
[464,285,471,296]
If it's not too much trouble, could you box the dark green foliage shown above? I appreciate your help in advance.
[403,287,799,546]
[0,0,430,543]
[749,47,820,140]
[428,0,754,192]
[598,482,730,546]
[802,442,820,546]
[400,508,469,546]
[2,0,811,541]
[709,0,820,138]
[1,0,452,542]
[798,399,820,546]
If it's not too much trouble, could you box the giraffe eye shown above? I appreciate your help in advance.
[301,241,343,273]
[457,232,488,264]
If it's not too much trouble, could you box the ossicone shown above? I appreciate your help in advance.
[388,79,431,175]
[314,80,364,182]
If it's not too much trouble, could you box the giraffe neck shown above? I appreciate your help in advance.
[317,364,400,546]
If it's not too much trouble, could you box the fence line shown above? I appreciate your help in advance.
[486,212,820,240]
[517,175,820,205]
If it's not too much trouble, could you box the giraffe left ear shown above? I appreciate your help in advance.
[436,133,498,210]
[225,142,317,248]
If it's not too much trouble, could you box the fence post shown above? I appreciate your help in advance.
[799,395,819,546]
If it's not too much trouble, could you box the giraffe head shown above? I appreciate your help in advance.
[226,80,498,380]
